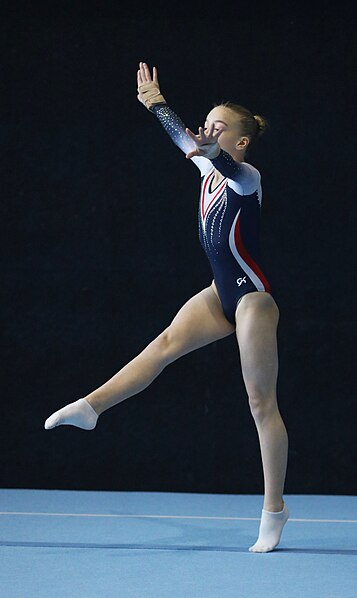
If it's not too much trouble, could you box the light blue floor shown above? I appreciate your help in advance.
[0,490,356,597]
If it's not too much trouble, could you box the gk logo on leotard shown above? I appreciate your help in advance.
[236,277,247,286]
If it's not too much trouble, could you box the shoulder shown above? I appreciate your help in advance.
[228,161,261,195]
[241,161,261,180]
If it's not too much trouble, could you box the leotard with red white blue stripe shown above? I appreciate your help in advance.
[152,104,272,325]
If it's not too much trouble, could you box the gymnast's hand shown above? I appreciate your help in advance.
[185,124,223,160]
[137,62,166,110]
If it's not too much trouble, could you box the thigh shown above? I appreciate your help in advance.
[235,292,279,394]
[166,284,235,359]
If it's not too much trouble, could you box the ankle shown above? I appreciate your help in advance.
[84,397,103,416]
[263,499,284,513]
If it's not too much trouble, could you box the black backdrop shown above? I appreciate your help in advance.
[2,4,356,495]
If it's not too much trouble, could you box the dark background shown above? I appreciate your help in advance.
[2,3,356,495]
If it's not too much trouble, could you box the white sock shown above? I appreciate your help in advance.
[249,504,289,553]
[44,398,98,430]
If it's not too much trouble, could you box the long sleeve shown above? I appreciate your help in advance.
[210,150,243,180]
[151,104,260,193]
[151,104,195,154]
[210,150,260,196]
[151,104,211,175]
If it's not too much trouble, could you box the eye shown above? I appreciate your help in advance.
[204,126,220,132]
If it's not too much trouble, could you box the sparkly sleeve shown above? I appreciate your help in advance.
[151,104,196,155]
[151,104,213,175]
[210,151,260,194]
[210,151,245,180]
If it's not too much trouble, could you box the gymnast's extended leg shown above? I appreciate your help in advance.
[44,285,235,429]
[235,292,289,553]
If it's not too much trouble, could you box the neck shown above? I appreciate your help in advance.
[231,150,246,163]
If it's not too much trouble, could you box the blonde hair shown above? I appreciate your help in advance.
[216,101,269,149]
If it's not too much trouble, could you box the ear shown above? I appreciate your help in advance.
[235,136,250,150]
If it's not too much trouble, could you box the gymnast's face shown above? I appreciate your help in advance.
[204,106,249,160]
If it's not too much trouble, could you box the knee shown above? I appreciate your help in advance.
[238,292,279,320]
[150,326,180,364]
[247,386,277,424]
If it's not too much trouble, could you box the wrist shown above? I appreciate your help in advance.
[137,81,166,110]
[199,142,220,159]
[149,101,167,112]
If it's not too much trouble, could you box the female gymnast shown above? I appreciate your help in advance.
[45,61,289,553]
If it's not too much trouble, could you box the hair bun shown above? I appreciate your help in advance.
[253,114,268,136]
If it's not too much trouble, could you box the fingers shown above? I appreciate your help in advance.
[186,126,210,143]
[138,61,153,84]
[153,66,159,86]
[204,123,220,142]
[137,68,143,87]
[207,122,215,136]
[186,148,204,159]
[186,127,199,142]
[137,62,160,92]
[137,62,146,88]
[187,126,213,143]
[212,128,223,140]
[142,62,151,82]
[137,62,151,93]
[186,126,222,146]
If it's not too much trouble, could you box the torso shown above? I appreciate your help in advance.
[210,169,225,191]
[198,167,271,325]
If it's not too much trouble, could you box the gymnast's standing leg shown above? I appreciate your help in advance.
[235,291,289,552]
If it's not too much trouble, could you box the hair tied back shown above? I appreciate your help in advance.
[253,114,268,136]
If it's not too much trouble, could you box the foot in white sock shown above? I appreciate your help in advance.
[249,504,289,553]
[44,398,98,430]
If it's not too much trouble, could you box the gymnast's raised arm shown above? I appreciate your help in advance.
[137,61,218,169]
[136,62,258,190]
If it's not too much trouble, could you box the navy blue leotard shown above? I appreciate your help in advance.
[152,104,272,325]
